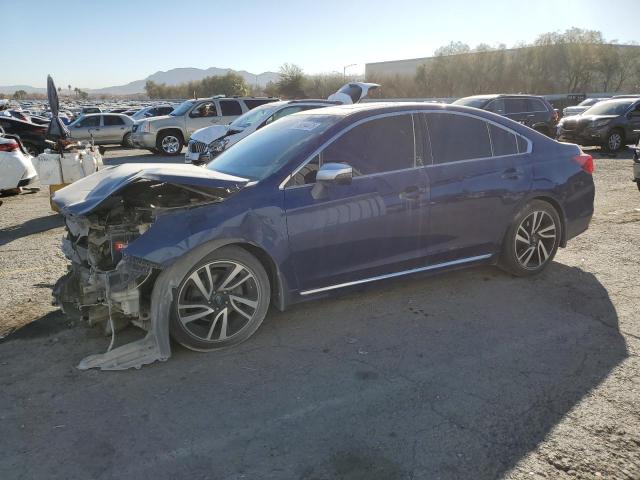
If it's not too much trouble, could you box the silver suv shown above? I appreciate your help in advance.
[131,96,277,155]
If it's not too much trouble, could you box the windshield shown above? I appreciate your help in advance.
[578,98,599,107]
[170,100,195,116]
[452,97,491,108]
[207,114,338,180]
[584,100,633,116]
[229,104,276,129]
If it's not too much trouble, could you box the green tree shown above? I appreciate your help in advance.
[276,63,305,98]
[13,90,28,100]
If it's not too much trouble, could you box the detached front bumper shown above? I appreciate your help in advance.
[184,149,210,165]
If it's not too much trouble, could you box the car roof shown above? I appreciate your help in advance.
[301,102,451,117]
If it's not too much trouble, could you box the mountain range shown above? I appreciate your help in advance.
[0,67,280,96]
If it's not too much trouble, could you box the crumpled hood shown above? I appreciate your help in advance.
[52,163,248,216]
[190,125,230,144]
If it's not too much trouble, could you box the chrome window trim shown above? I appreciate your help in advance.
[279,109,532,190]
[299,254,492,296]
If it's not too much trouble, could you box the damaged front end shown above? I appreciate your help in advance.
[52,164,247,370]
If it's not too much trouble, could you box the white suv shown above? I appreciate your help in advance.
[185,83,379,164]
[131,96,277,155]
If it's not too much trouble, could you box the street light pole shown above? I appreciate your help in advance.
[343,64,356,81]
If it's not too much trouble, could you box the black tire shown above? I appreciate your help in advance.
[156,130,183,156]
[122,132,132,148]
[603,129,624,153]
[169,246,271,352]
[499,200,561,277]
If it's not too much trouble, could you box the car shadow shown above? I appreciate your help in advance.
[0,262,627,479]
[0,213,62,246]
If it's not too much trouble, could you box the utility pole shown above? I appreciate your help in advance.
[343,64,356,81]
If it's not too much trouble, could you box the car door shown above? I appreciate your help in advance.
[186,101,220,136]
[219,100,244,125]
[627,102,640,142]
[102,115,127,143]
[283,113,430,292]
[423,111,532,262]
[503,97,530,125]
[71,115,100,141]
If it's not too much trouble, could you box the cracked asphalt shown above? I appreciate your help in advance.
[0,146,638,479]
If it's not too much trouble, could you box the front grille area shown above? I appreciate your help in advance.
[562,119,578,131]
[189,140,208,153]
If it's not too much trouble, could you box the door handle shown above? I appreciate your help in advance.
[501,168,523,180]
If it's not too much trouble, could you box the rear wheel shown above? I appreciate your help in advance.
[169,246,271,352]
[500,200,561,277]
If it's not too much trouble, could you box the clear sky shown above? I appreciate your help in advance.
[2,0,637,88]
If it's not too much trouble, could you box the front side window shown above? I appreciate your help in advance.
[190,101,218,118]
[505,98,529,114]
[321,114,415,176]
[103,115,124,126]
[485,98,506,114]
[76,116,100,128]
[220,100,243,116]
[426,113,492,164]
[170,100,195,116]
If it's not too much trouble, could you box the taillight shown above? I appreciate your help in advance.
[0,140,18,152]
[573,153,594,174]
[113,241,128,252]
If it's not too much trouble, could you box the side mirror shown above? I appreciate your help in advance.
[311,162,352,200]
[316,162,353,185]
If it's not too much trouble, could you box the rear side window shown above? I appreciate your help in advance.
[485,98,505,114]
[322,114,415,176]
[528,98,549,112]
[103,115,124,126]
[489,124,518,156]
[426,113,492,164]
[244,99,275,110]
[220,100,243,116]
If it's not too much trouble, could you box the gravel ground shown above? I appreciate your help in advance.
[0,146,638,479]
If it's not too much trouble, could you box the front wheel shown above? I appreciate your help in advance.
[156,131,183,156]
[603,130,624,153]
[499,200,561,277]
[122,132,133,148]
[169,246,271,352]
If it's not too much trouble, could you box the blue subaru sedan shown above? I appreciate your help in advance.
[53,103,595,369]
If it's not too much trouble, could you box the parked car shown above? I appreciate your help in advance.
[68,113,135,147]
[452,94,559,136]
[131,104,175,121]
[557,98,640,152]
[184,83,378,164]
[130,96,278,155]
[0,115,48,155]
[0,131,38,192]
[81,106,102,114]
[52,102,595,369]
[563,98,608,117]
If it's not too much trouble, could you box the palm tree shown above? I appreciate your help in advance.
[68,84,72,97]
[74,87,79,98]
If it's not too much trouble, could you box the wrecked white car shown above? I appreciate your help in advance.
[185,82,379,165]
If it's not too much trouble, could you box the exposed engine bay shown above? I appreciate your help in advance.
[52,177,237,368]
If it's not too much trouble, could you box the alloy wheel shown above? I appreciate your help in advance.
[176,261,261,342]
[514,210,557,270]
[161,135,181,154]
[608,132,622,151]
